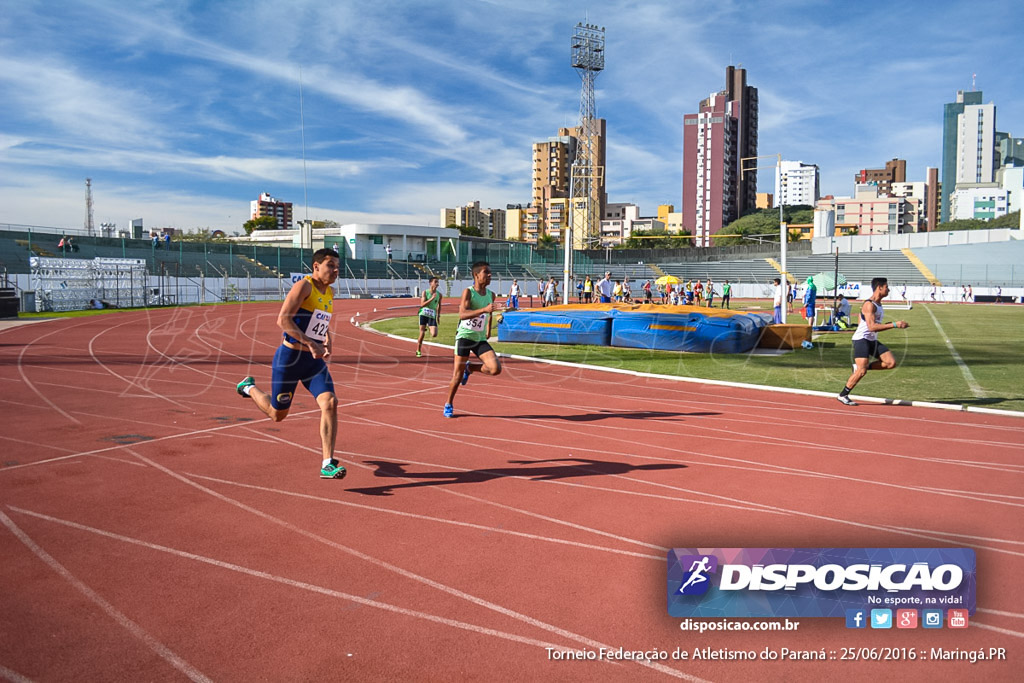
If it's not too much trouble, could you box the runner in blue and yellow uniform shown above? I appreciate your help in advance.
[236,248,346,478]
[443,261,503,418]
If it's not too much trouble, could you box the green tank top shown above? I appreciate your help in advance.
[455,287,495,342]
[419,290,441,319]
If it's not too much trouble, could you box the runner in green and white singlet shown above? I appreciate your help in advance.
[416,277,442,357]
[444,261,504,418]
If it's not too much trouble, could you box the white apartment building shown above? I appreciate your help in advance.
[956,103,997,185]
[774,160,819,207]
[950,186,1010,221]
[599,203,640,245]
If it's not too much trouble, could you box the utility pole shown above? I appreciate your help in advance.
[741,154,788,300]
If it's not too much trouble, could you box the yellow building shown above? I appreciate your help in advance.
[530,120,607,246]
[756,193,774,209]
[505,207,526,241]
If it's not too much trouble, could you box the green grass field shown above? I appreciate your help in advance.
[371,301,1024,413]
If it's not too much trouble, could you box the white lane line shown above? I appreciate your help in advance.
[186,473,663,561]
[0,663,33,683]
[344,415,1024,557]
[2,507,583,658]
[376,403,1024,511]
[971,622,1024,638]
[923,305,986,398]
[16,323,82,425]
[977,608,1024,619]
[120,454,704,681]
[0,510,212,683]
[244,426,671,552]
[0,385,442,475]
[877,526,1024,545]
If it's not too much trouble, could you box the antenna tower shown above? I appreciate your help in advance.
[568,22,604,252]
[85,178,95,236]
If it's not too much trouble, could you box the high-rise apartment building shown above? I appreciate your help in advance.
[439,201,505,238]
[530,121,607,243]
[682,66,758,246]
[250,192,293,230]
[776,161,820,207]
[941,90,984,223]
[855,159,906,197]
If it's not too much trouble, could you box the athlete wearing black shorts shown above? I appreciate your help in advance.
[837,277,908,406]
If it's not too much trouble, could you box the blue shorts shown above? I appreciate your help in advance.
[270,344,335,410]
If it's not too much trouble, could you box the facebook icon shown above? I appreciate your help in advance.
[845,609,867,629]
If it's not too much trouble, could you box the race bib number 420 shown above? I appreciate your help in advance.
[305,310,331,341]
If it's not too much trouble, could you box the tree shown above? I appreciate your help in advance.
[536,234,556,249]
[620,229,692,249]
[712,206,814,246]
[243,216,279,234]
[936,210,1020,231]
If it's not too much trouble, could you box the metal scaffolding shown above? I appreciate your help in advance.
[565,21,606,302]
[30,256,147,311]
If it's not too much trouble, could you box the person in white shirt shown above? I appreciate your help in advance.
[596,272,614,303]
[837,277,909,406]
[772,278,785,324]
[508,279,521,310]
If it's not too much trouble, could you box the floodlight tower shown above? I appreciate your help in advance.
[564,21,605,303]
[85,178,95,237]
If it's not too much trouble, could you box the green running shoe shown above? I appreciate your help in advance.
[321,460,347,479]
[236,376,255,397]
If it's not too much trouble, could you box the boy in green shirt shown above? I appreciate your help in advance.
[444,261,504,418]
[416,277,442,357]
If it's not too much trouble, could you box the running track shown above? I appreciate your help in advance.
[0,300,1020,682]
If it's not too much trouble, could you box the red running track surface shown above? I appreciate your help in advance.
[0,300,1021,681]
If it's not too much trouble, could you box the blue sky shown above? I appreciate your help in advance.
[2,0,1022,234]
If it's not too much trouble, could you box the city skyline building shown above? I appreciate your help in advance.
[816,184,921,235]
[855,158,906,197]
[682,65,758,246]
[440,201,505,238]
[528,121,606,244]
[250,192,293,230]
[941,90,984,223]
[776,160,820,207]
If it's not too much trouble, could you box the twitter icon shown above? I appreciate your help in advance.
[870,609,893,629]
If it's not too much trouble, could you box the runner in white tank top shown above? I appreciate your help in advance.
[837,278,909,406]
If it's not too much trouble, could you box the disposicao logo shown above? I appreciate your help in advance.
[667,548,976,619]
[675,555,718,596]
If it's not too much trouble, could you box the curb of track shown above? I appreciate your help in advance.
[358,316,1024,420]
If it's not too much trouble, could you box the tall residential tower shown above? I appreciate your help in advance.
[682,66,758,246]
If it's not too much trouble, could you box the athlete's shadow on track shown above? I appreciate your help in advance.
[348,458,686,496]
[475,410,719,422]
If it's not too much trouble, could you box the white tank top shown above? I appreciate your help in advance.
[852,301,883,341]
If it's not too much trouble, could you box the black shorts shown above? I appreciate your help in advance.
[419,314,437,327]
[853,338,890,360]
[455,338,494,358]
